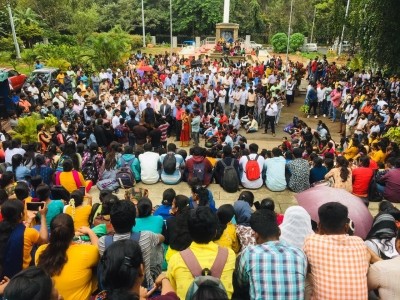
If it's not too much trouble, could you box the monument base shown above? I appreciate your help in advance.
[216,23,239,43]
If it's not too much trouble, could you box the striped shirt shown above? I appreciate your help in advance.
[237,240,307,300]
[303,234,369,300]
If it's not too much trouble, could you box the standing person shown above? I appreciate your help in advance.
[330,86,342,122]
[307,82,318,119]
[175,102,184,142]
[239,86,247,119]
[35,214,99,300]
[264,97,278,137]
[304,202,373,300]
[234,210,307,300]
[180,109,191,147]
[286,76,295,107]
[191,110,200,147]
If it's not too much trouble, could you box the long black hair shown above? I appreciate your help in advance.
[100,239,143,300]
[336,156,350,182]
[62,141,80,171]
[214,204,235,240]
[37,214,74,276]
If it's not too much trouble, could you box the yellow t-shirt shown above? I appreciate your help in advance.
[59,171,86,193]
[35,243,99,300]
[343,146,359,160]
[215,223,240,254]
[167,242,236,300]
[23,227,40,269]
[56,73,65,85]
[369,150,386,164]
[65,205,92,231]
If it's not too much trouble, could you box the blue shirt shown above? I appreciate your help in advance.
[237,240,307,300]
[154,205,172,220]
[159,153,185,185]
[7,166,30,181]
[189,189,217,213]
[309,166,328,184]
[263,157,287,191]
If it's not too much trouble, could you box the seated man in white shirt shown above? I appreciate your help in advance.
[245,115,258,133]
[138,143,160,184]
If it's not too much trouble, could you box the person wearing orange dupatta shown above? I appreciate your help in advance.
[180,109,191,147]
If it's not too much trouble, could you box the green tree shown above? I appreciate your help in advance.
[68,5,99,44]
[290,32,305,51]
[271,32,288,53]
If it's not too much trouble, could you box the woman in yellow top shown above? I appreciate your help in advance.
[342,138,360,160]
[324,156,353,193]
[369,142,386,164]
[56,159,87,193]
[64,189,92,231]
[0,200,48,278]
[214,204,240,254]
[36,213,99,300]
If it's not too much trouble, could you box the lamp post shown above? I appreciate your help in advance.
[170,0,173,56]
[310,6,316,43]
[141,0,146,48]
[7,2,21,59]
[286,0,294,63]
[338,0,350,56]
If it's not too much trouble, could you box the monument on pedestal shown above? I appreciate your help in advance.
[215,0,239,42]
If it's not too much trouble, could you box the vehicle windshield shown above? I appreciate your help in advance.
[27,72,50,84]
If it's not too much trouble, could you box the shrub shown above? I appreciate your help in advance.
[271,33,288,53]
[290,33,305,52]
[131,35,144,50]
[9,113,44,144]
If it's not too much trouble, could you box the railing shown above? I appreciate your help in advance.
[200,37,217,46]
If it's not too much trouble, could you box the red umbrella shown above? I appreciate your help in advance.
[295,186,373,239]
[137,65,154,72]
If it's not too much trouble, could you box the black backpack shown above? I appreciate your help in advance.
[163,153,177,175]
[82,155,98,183]
[221,159,239,193]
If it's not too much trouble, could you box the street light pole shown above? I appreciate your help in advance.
[338,0,350,56]
[141,0,146,48]
[170,0,173,57]
[286,0,294,63]
[310,6,316,43]
[7,2,21,59]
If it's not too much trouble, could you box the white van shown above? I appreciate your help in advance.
[301,43,318,52]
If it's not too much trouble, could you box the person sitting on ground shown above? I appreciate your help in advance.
[167,206,236,300]
[154,188,176,221]
[116,145,141,182]
[367,227,400,298]
[64,189,92,231]
[309,157,328,185]
[239,143,265,189]
[7,154,30,182]
[56,159,87,193]
[164,195,193,263]
[245,114,258,133]
[377,157,400,203]
[97,200,164,289]
[214,145,240,190]
[352,155,374,198]
[254,198,284,225]
[2,266,61,300]
[96,239,178,300]
[36,183,64,228]
[234,191,256,252]
[138,143,160,184]
[263,147,287,192]
[286,147,310,193]
[159,143,185,185]
[134,197,164,234]
[0,200,48,279]
[279,206,313,249]
[324,156,352,193]
[214,204,240,254]
[184,146,213,186]
[234,209,307,300]
[304,202,375,300]
[36,214,99,300]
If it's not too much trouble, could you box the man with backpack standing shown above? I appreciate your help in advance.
[159,143,185,185]
[239,143,265,189]
[167,206,236,300]
[215,146,240,193]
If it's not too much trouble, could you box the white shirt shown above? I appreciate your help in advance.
[5,148,26,164]
[139,152,160,184]
[239,90,248,105]
[239,153,265,189]
[112,115,120,129]
[218,89,226,103]
[52,96,66,109]
[265,102,278,116]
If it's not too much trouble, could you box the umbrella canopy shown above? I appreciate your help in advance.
[137,65,154,72]
[296,186,373,239]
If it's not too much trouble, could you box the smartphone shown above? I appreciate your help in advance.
[26,202,44,211]
[79,186,86,194]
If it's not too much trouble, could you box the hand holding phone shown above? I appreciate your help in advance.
[26,202,45,211]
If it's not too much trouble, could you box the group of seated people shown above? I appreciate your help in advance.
[1,175,400,300]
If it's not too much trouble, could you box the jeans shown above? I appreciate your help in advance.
[191,131,199,146]
[308,101,318,116]
[265,115,276,133]
[332,106,338,121]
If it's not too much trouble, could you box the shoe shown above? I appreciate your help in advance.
[314,115,318,119]
[323,114,326,117]
[307,115,310,118]
[272,133,276,137]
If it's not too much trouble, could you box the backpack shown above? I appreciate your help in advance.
[181,246,229,300]
[193,161,206,181]
[221,159,239,193]
[116,157,135,188]
[368,171,383,202]
[114,126,124,138]
[245,155,260,181]
[56,155,70,172]
[82,155,98,183]
[163,153,177,175]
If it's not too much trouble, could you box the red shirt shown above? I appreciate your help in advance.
[352,167,374,196]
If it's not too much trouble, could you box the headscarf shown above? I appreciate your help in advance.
[366,213,397,240]
[233,200,252,226]
[280,206,313,249]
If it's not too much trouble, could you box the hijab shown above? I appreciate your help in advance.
[233,200,252,226]
[280,206,313,249]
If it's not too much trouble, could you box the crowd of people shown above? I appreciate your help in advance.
[0,50,400,299]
